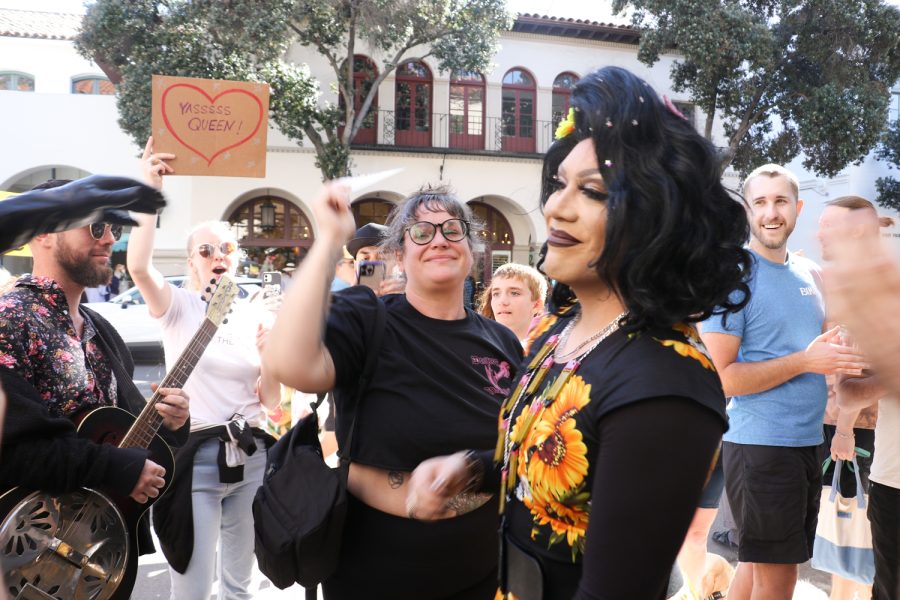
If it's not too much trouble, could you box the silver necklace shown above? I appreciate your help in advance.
[554,310,627,362]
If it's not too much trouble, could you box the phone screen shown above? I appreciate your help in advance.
[357,260,386,291]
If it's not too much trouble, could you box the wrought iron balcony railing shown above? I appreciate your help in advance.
[342,109,555,156]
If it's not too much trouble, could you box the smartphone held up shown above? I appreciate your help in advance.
[357,260,386,292]
[262,271,283,299]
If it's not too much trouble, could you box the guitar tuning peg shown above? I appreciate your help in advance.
[200,293,208,302]
[223,318,229,325]
[205,287,212,293]
[210,278,217,285]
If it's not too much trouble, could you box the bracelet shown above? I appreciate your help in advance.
[835,430,855,440]
[462,450,485,494]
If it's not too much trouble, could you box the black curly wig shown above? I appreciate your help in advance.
[537,66,752,331]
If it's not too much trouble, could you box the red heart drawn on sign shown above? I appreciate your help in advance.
[161,83,264,166]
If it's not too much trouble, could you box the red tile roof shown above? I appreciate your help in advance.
[0,8,81,40]
[513,13,640,44]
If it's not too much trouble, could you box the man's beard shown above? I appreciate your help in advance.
[55,238,112,288]
[751,221,795,251]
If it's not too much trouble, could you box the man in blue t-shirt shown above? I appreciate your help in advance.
[701,164,866,600]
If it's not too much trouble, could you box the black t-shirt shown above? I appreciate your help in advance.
[501,310,728,599]
[325,286,521,471]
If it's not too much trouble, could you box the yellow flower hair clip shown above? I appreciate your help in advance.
[554,107,576,140]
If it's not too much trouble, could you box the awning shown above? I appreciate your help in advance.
[3,245,31,257]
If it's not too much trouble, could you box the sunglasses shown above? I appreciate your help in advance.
[194,241,238,258]
[89,222,123,241]
[405,219,469,245]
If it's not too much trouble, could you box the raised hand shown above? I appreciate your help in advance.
[141,136,176,191]
[312,182,356,250]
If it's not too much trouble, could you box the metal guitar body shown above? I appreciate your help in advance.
[0,406,176,600]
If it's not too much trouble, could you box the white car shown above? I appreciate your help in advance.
[84,276,263,362]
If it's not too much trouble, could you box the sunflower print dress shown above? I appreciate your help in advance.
[496,310,727,600]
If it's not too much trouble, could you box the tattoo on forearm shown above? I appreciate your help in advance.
[444,492,492,516]
[388,471,404,489]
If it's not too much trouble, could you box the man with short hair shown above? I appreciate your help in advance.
[346,222,405,296]
[820,197,900,600]
[814,196,891,599]
[701,164,866,600]
[0,179,191,567]
[346,222,387,264]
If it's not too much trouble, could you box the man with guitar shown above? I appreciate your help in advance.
[0,179,191,599]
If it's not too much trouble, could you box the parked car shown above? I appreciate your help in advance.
[84,276,263,363]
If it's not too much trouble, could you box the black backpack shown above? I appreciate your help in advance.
[252,299,385,593]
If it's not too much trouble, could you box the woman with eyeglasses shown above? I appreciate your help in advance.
[128,138,282,599]
[264,185,521,599]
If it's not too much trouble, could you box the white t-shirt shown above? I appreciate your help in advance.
[870,396,900,489]
[158,284,272,427]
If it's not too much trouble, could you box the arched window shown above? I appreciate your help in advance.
[501,68,536,153]
[395,60,432,147]
[0,72,35,92]
[352,198,395,227]
[340,55,379,145]
[228,195,313,271]
[71,76,114,95]
[468,200,514,284]
[449,70,485,150]
[552,72,579,126]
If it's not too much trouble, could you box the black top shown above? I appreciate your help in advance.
[325,286,521,471]
[499,310,727,600]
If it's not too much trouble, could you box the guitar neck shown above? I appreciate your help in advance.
[119,317,219,449]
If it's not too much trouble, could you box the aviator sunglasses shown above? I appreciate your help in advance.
[405,218,470,245]
[193,241,239,258]
[89,222,124,241]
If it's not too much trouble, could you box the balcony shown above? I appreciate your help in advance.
[344,109,555,157]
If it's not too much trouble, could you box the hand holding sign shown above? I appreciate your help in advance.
[142,137,176,191]
[151,75,270,177]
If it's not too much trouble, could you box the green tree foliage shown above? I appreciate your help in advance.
[76,0,510,179]
[875,117,900,211]
[612,0,900,177]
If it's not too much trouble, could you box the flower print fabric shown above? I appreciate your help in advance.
[498,310,727,598]
[0,275,117,418]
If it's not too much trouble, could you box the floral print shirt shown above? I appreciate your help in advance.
[0,275,117,418]
[497,311,726,599]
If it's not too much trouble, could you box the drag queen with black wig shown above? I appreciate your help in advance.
[407,66,754,600]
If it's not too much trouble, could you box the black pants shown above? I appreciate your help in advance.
[323,493,499,600]
[869,481,900,600]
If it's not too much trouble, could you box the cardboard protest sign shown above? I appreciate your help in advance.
[151,75,270,177]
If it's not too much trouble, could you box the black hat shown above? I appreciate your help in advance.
[347,223,388,259]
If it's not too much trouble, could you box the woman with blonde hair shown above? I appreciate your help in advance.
[478,263,547,346]
[129,138,281,599]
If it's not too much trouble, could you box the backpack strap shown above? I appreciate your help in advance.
[340,297,387,457]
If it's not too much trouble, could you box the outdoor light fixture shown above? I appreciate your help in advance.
[260,196,276,232]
